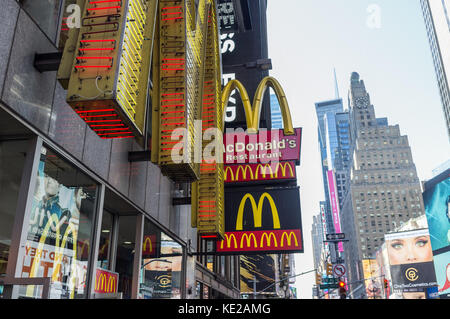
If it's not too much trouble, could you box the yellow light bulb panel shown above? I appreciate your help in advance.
[63,0,157,140]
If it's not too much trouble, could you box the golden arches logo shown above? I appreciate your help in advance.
[236,193,281,231]
[224,166,234,181]
[236,165,254,180]
[241,233,257,248]
[261,232,277,248]
[220,233,237,249]
[143,236,153,254]
[96,272,117,293]
[281,231,299,247]
[255,164,273,179]
[221,76,294,135]
[274,162,294,178]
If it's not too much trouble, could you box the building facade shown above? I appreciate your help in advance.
[0,0,240,299]
[340,72,425,298]
[421,0,450,140]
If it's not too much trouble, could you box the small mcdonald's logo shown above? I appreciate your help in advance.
[224,161,296,183]
[94,269,118,294]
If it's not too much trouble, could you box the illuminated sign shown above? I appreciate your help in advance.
[95,268,119,294]
[221,76,294,135]
[151,0,223,183]
[217,186,303,254]
[59,0,157,140]
[224,161,296,183]
[223,128,302,165]
[327,169,343,252]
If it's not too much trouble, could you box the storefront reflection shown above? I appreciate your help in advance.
[139,226,183,299]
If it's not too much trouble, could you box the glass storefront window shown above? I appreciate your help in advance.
[115,215,136,299]
[97,211,113,270]
[139,218,183,299]
[20,146,98,299]
[0,140,29,276]
[19,0,62,42]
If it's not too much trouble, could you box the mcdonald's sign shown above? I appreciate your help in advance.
[217,186,303,254]
[223,128,302,165]
[94,268,118,294]
[224,161,296,183]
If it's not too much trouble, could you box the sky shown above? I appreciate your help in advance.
[266,0,450,299]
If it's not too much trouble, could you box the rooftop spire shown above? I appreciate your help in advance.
[334,68,340,99]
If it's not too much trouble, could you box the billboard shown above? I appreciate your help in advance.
[216,186,303,254]
[220,0,271,129]
[423,169,450,298]
[385,229,438,297]
[326,170,343,252]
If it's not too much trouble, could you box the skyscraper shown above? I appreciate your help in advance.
[315,98,344,235]
[340,73,425,297]
[270,93,283,129]
[421,0,450,140]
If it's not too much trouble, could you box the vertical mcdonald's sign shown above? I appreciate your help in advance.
[216,186,303,254]
[94,268,119,294]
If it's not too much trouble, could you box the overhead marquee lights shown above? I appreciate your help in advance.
[58,0,158,140]
[151,0,223,182]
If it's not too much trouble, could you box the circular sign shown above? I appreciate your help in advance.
[333,264,346,277]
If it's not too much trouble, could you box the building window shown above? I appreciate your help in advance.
[139,220,183,299]
[21,146,98,299]
[0,140,30,277]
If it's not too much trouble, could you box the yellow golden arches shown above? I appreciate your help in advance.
[221,76,295,135]
[235,192,281,231]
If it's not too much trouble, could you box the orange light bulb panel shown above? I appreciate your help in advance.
[192,3,224,240]
[63,0,156,139]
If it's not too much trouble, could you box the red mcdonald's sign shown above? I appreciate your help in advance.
[224,161,296,183]
[94,268,119,294]
[218,229,302,253]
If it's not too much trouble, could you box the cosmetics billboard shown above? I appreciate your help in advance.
[385,229,438,298]
[423,168,450,298]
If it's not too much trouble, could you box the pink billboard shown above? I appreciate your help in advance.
[327,170,343,252]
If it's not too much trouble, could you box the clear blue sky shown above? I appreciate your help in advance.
[266,0,450,299]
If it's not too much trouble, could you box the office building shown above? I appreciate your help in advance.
[340,72,425,297]
[421,0,450,140]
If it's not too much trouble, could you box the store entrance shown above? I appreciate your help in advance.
[96,189,138,299]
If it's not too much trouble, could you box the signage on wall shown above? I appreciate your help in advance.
[224,161,297,184]
[95,268,119,294]
[223,128,302,165]
[216,186,303,254]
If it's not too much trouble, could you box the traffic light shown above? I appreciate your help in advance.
[315,272,322,285]
[384,279,389,289]
[338,280,347,299]
[326,263,333,276]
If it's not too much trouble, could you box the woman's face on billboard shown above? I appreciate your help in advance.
[387,235,433,265]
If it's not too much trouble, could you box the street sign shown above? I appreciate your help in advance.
[333,264,346,277]
[319,284,339,290]
[326,233,345,241]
